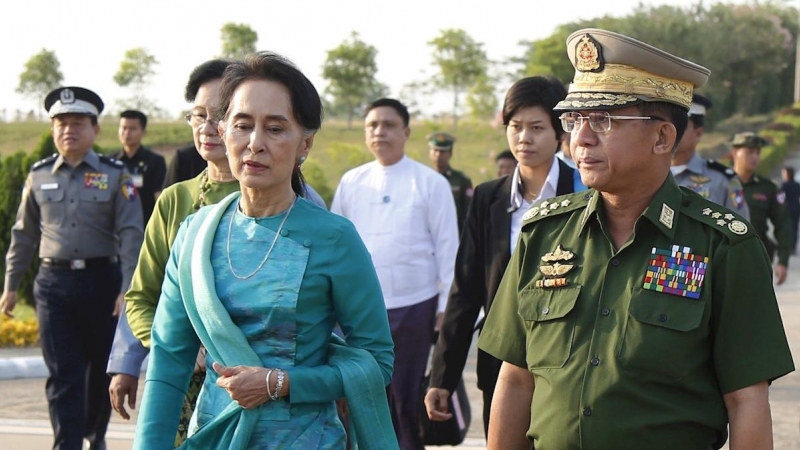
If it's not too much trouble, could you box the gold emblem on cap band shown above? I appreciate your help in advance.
[568,64,693,108]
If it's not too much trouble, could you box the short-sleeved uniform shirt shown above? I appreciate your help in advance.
[741,174,793,265]
[442,167,473,235]
[671,154,749,220]
[478,176,794,450]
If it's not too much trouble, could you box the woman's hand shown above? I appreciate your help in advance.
[212,362,271,409]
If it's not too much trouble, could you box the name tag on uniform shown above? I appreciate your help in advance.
[131,174,144,188]
[41,183,59,190]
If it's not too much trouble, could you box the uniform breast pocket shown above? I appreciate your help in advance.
[618,287,707,379]
[80,188,113,217]
[517,285,581,369]
[34,188,66,225]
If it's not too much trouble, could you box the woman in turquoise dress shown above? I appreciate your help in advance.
[133,52,396,449]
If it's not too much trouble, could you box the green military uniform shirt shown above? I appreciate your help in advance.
[442,167,473,235]
[741,175,793,266]
[478,176,794,450]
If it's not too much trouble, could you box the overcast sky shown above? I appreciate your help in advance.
[1,0,749,120]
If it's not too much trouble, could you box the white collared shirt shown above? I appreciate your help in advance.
[509,157,561,254]
[331,156,459,312]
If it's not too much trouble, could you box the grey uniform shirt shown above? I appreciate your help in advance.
[4,150,144,293]
[672,153,750,220]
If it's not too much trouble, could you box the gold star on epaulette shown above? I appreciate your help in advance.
[549,203,558,210]
[711,212,721,219]
[702,208,712,215]
[561,199,571,207]
[540,208,550,216]
[724,213,734,220]
[716,219,726,226]
[540,201,550,210]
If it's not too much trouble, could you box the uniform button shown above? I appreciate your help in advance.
[583,193,592,201]
[590,357,600,366]
[73,249,78,253]
[658,313,668,322]
[601,308,610,316]
[280,229,289,237]
[71,223,76,227]
[542,307,550,315]
[682,200,690,207]
[303,240,312,247]
[583,407,592,416]
[611,259,620,266]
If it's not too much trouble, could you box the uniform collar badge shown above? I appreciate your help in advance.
[536,245,576,288]
[659,203,674,229]
[575,34,604,73]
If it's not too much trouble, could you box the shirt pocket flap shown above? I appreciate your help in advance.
[35,188,64,203]
[629,289,705,332]
[518,285,581,322]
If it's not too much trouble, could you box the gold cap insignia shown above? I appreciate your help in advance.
[575,34,603,73]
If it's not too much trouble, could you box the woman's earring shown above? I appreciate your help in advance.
[298,156,307,165]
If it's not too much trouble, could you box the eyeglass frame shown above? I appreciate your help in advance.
[184,113,219,129]
[558,111,664,133]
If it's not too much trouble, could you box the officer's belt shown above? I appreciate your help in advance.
[40,256,119,270]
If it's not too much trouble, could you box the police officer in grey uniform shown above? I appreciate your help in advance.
[670,93,750,220]
[0,86,143,450]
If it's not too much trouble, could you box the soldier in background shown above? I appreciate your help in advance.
[732,132,792,284]
[428,132,473,234]
[0,86,144,450]
[670,94,750,220]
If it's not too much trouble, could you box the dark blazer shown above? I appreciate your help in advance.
[429,158,580,393]
[163,144,206,189]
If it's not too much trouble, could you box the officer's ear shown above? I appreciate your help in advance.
[652,121,677,157]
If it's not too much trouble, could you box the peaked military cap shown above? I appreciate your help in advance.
[554,28,711,111]
[688,93,713,117]
[427,132,456,150]
[44,86,104,118]
[731,132,769,148]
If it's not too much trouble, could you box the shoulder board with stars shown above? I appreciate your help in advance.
[522,191,592,225]
[682,199,754,242]
[98,155,124,168]
[31,153,58,171]
[705,159,736,179]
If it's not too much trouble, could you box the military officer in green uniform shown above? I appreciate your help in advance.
[429,132,473,234]
[731,132,792,284]
[671,94,750,220]
[478,29,794,450]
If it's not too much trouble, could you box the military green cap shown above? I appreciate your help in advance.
[732,132,769,148]
[554,28,711,111]
[427,132,456,150]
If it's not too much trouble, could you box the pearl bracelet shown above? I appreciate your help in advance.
[271,369,285,401]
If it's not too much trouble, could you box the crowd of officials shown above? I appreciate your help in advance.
[1,27,799,450]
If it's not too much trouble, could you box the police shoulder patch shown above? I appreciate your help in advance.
[31,154,58,171]
[706,159,736,179]
[522,190,592,226]
[681,196,753,243]
[98,155,124,168]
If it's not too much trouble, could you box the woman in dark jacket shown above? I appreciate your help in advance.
[424,76,586,437]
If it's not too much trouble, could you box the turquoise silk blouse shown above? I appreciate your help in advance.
[134,194,395,449]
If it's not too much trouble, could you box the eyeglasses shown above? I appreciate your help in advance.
[559,111,662,133]
[185,113,219,129]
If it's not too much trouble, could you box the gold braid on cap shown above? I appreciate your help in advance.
[569,64,693,108]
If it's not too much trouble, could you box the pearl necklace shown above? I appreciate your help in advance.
[227,197,296,280]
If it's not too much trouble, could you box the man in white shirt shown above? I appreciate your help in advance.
[331,98,459,450]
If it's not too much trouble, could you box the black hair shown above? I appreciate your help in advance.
[495,150,515,162]
[216,51,323,197]
[637,102,689,150]
[119,110,147,129]
[688,114,705,129]
[364,98,410,127]
[784,166,795,178]
[184,59,233,102]
[502,76,567,141]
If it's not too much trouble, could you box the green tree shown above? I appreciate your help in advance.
[428,29,490,127]
[113,47,159,112]
[220,23,258,59]
[322,32,385,128]
[465,74,498,121]
[16,49,63,121]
